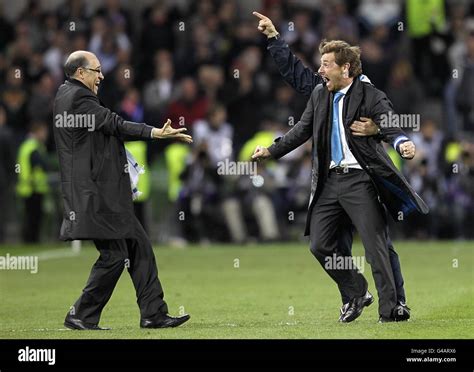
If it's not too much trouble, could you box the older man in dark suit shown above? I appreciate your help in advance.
[53,50,192,330]
[253,40,429,323]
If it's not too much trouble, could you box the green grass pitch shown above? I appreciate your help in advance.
[0,241,472,339]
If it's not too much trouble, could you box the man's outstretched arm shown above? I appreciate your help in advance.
[253,11,379,138]
[253,11,321,97]
[75,90,192,143]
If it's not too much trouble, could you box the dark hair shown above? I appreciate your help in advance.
[319,39,363,77]
[64,54,88,78]
[28,120,48,133]
[207,102,226,120]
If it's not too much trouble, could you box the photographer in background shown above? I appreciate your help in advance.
[0,104,16,243]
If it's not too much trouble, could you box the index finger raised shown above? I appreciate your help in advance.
[252,11,268,20]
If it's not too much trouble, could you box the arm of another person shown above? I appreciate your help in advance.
[74,89,192,143]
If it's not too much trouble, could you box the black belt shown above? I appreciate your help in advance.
[330,166,362,175]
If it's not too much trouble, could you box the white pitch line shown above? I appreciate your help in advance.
[36,248,82,261]
[5,328,70,332]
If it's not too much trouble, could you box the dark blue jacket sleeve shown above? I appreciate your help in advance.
[267,37,323,98]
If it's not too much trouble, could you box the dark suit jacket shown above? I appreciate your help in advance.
[268,77,429,236]
[268,36,386,144]
[267,36,322,97]
[53,79,154,240]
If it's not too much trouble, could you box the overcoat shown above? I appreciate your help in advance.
[53,79,153,240]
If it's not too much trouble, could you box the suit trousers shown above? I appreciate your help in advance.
[309,168,397,318]
[336,211,406,304]
[70,215,168,324]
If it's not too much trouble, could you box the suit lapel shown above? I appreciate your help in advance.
[314,88,329,136]
[312,87,331,183]
[343,77,363,128]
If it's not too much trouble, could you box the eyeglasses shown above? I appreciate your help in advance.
[83,67,102,74]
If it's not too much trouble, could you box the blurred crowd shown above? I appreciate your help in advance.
[0,0,473,245]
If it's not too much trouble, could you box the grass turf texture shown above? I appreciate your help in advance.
[0,241,472,339]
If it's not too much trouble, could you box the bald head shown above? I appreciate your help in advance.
[64,51,96,78]
[64,50,104,94]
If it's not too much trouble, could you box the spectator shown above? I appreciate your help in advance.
[406,0,451,96]
[57,0,90,35]
[0,5,14,51]
[386,59,424,115]
[456,28,474,132]
[282,8,319,57]
[43,30,68,85]
[193,103,233,166]
[1,65,29,139]
[197,64,225,103]
[223,46,267,148]
[166,77,209,129]
[27,71,55,123]
[96,0,132,37]
[412,119,445,178]
[15,121,49,243]
[0,104,16,242]
[88,16,122,75]
[143,49,175,123]
[139,2,176,82]
[358,0,401,33]
[98,62,134,111]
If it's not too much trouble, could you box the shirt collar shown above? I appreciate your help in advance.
[67,78,92,92]
[337,80,353,96]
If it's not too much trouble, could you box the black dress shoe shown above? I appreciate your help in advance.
[341,295,365,323]
[393,302,410,321]
[339,303,350,321]
[339,291,374,322]
[64,315,110,330]
[140,313,190,329]
[378,302,411,323]
[378,316,395,323]
[362,291,374,307]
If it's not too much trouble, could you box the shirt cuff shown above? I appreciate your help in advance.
[393,136,409,152]
[267,35,285,48]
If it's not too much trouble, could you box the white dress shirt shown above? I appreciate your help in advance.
[329,81,362,170]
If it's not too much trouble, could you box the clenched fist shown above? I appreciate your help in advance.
[253,11,279,39]
[399,141,415,159]
[252,145,271,160]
